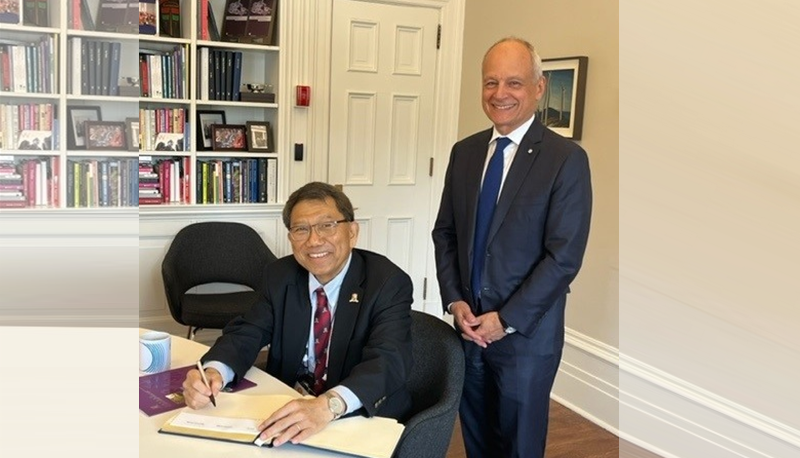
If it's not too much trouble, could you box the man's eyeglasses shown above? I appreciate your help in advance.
[288,219,350,241]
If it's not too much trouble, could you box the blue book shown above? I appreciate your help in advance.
[231,51,243,101]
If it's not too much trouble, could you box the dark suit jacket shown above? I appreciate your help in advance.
[202,248,414,420]
[432,118,592,341]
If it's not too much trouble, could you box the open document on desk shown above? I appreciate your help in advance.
[158,392,405,458]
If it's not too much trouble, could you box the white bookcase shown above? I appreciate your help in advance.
[0,0,287,210]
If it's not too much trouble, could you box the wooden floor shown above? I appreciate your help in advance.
[446,400,661,458]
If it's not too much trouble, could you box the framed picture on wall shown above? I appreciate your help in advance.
[536,56,588,140]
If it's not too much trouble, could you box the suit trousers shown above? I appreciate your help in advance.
[459,332,563,458]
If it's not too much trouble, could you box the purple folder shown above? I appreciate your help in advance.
[139,364,257,416]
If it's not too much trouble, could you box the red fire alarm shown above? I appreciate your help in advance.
[296,85,310,107]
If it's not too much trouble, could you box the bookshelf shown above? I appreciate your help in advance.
[0,0,284,209]
[142,0,283,208]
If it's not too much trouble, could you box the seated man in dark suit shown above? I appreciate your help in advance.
[182,181,413,446]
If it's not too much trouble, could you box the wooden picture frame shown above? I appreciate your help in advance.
[536,56,588,140]
[196,110,226,150]
[245,121,273,152]
[84,121,128,150]
[125,117,139,151]
[66,105,102,149]
[210,124,247,151]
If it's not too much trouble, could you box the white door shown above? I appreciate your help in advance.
[328,0,439,310]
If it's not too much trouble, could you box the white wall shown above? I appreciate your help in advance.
[620,1,800,456]
[0,210,138,327]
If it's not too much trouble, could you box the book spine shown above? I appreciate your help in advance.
[108,42,121,96]
[267,158,277,203]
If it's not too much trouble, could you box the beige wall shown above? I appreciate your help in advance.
[459,0,619,347]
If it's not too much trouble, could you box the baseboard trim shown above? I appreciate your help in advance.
[620,354,800,457]
[553,327,620,435]
[555,329,800,457]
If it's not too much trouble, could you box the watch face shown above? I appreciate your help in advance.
[328,395,345,414]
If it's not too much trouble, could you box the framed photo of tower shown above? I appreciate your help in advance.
[536,56,588,140]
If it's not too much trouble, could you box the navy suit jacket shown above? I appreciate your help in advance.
[433,118,592,342]
[203,248,413,420]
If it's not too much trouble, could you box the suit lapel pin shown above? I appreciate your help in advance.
[349,293,359,303]
[527,148,533,154]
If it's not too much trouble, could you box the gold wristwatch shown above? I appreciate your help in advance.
[325,392,346,420]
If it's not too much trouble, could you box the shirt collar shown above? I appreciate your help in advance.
[489,114,536,147]
[309,252,353,299]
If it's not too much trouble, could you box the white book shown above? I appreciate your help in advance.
[199,47,209,100]
[70,38,82,95]
[266,158,277,203]
[12,45,27,93]
[149,54,163,99]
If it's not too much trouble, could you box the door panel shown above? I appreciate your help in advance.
[329,0,439,310]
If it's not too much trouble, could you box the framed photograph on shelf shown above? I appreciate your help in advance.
[154,132,185,151]
[536,56,588,140]
[221,0,250,42]
[17,130,53,150]
[125,117,139,151]
[210,124,247,151]
[196,110,226,150]
[84,121,128,150]
[66,105,102,149]
[245,121,273,152]
[139,0,158,35]
[0,0,21,25]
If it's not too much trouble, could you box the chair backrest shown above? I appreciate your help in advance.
[393,310,465,458]
[161,222,277,323]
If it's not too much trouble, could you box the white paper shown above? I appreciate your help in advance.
[169,411,260,436]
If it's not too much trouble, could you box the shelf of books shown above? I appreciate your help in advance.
[0,0,282,210]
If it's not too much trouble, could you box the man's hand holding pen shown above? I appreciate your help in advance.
[182,366,223,409]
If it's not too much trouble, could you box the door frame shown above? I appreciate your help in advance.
[306,0,465,314]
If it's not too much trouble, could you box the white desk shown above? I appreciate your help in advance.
[139,330,351,457]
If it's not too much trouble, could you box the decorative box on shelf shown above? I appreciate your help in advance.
[239,92,275,103]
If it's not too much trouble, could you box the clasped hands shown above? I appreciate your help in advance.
[450,301,507,348]
[182,368,336,446]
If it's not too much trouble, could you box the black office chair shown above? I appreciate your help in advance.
[161,221,277,340]
[393,310,465,458]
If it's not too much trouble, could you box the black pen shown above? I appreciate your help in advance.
[196,360,216,407]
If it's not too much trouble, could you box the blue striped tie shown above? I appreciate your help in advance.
[471,137,512,307]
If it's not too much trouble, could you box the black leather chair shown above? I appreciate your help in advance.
[393,310,465,458]
[161,221,277,340]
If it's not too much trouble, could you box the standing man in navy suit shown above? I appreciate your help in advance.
[432,37,592,458]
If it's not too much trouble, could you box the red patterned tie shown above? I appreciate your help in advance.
[313,287,331,394]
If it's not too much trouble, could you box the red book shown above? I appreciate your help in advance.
[200,0,209,40]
